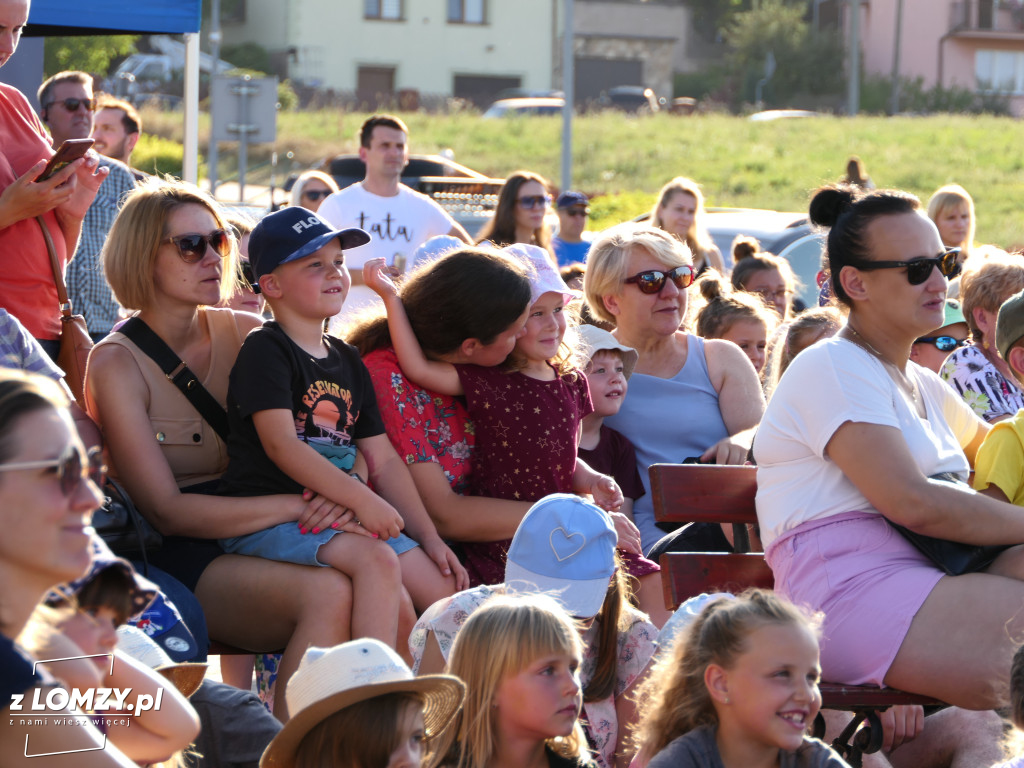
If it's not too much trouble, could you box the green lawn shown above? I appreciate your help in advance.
[142,109,1024,249]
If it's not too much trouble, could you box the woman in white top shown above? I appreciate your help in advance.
[754,184,1024,709]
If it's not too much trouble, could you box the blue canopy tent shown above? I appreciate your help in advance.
[24,0,201,36]
[19,0,204,181]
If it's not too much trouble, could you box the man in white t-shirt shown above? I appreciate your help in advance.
[318,114,471,324]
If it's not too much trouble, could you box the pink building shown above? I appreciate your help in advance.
[857,0,1024,114]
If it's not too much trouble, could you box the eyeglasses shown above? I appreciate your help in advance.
[517,195,552,210]
[624,265,696,294]
[302,189,331,202]
[756,288,791,301]
[562,208,590,218]
[44,98,95,113]
[0,445,106,496]
[915,335,970,352]
[849,247,962,286]
[163,228,234,263]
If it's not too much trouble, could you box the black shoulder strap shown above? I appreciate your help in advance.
[120,317,231,442]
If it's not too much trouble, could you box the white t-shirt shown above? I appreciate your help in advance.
[754,336,981,548]
[318,182,458,324]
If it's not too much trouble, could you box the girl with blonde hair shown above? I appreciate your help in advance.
[632,590,845,768]
[442,594,594,768]
[927,184,975,265]
[730,235,798,321]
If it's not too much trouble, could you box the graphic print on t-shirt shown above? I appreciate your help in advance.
[296,379,358,472]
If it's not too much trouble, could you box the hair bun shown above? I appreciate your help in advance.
[731,235,759,262]
[697,272,727,302]
[809,185,857,228]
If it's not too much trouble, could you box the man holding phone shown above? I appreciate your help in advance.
[39,71,136,342]
[0,0,107,358]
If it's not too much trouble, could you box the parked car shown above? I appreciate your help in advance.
[287,153,505,238]
[634,207,824,310]
[482,97,565,118]
[601,86,660,113]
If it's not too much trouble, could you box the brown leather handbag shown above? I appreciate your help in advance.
[38,215,93,406]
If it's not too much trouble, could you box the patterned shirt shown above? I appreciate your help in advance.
[410,585,657,768]
[0,308,64,381]
[940,344,1024,423]
[66,157,135,334]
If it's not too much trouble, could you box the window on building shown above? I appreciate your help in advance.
[448,0,485,24]
[365,0,403,20]
[976,49,1024,93]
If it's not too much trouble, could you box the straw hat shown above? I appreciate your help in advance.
[261,639,465,768]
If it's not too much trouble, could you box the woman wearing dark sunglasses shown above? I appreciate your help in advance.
[85,180,355,716]
[475,170,556,264]
[754,184,1024,711]
[288,170,339,214]
[584,223,765,554]
[0,369,141,766]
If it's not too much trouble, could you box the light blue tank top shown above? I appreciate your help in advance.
[605,335,729,553]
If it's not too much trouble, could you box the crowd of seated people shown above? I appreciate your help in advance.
[5,77,1024,765]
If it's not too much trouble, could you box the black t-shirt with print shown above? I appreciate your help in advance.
[220,321,384,497]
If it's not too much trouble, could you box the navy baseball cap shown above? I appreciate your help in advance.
[249,207,370,285]
[556,191,589,209]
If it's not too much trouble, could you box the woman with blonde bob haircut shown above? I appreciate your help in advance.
[441,594,592,768]
[87,179,356,719]
[650,177,724,277]
[102,180,240,311]
[584,223,764,554]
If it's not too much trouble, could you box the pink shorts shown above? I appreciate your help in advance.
[765,511,944,687]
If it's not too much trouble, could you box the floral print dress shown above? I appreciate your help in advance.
[940,344,1024,422]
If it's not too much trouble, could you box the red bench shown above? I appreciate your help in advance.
[649,463,944,767]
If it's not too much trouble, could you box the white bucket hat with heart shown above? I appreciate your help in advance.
[504,493,618,619]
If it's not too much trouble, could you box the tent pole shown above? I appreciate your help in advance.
[183,32,200,184]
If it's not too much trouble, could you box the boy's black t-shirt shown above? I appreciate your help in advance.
[220,321,385,497]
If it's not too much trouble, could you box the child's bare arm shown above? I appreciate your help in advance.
[363,258,464,396]
[360,433,470,590]
[252,408,403,538]
[99,650,200,763]
[573,457,624,513]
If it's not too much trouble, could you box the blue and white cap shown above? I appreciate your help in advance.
[505,493,617,619]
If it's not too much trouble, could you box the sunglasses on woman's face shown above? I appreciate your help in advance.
[163,228,234,263]
[915,335,970,352]
[517,195,552,210]
[0,445,106,496]
[624,265,696,294]
[303,189,331,202]
[850,247,962,286]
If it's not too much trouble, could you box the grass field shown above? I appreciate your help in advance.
[141,109,1024,249]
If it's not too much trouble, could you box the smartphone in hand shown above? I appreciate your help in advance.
[38,138,94,182]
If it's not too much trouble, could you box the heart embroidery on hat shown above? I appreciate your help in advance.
[550,527,586,562]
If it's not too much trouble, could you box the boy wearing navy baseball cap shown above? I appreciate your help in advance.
[218,207,467,653]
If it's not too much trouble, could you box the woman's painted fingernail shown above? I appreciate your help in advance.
[371,533,379,539]
[312,527,320,534]
[331,522,339,529]
[298,526,306,534]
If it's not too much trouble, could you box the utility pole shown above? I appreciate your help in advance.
[560,0,574,192]
[208,0,222,195]
[847,0,861,116]
[889,0,905,114]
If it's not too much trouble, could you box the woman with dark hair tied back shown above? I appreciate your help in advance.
[475,170,556,264]
[730,236,798,321]
[754,183,1024,709]
[350,247,540,586]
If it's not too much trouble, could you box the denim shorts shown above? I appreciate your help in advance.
[220,522,418,567]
